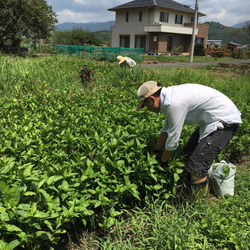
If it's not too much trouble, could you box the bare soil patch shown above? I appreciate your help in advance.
[214,63,250,76]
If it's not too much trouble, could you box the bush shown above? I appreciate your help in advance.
[194,43,205,56]
[210,51,224,58]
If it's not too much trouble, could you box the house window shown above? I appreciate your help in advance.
[175,14,183,24]
[120,36,130,48]
[188,16,194,23]
[126,12,129,22]
[196,38,204,44]
[160,12,169,22]
[135,36,146,49]
[139,11,142,22]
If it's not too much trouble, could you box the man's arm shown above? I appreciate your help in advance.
[161,149,174,162]
[154,132,168,151]
[154,132,174,163]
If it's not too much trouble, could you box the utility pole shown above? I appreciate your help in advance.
[189,0,199,63]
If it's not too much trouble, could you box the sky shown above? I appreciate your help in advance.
[46,0,250,27]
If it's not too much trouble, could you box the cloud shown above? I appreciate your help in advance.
[56,9,115,24]
[197,0,250,26]
[47,0,250,26]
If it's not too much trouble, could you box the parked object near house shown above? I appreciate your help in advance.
[207,40,222,51]
[108,0,209,54]
[227,42,241,51]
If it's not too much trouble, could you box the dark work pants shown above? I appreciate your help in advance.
[182,123,239,179]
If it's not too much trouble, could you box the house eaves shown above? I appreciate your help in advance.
[108,0,206,16]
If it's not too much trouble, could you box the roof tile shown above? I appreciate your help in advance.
[108,0,202,14]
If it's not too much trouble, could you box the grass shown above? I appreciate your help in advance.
[61,161,250,250]
[0,53,249,249]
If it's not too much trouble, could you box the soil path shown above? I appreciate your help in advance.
[140,59,250,68]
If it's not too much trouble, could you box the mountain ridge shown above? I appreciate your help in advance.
[56,20,248,32]
[55,20,248,45]
[56,21,115,32]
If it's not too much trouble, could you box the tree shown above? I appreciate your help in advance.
[52,28,102,46]
[231,21,250,45]
[0,0,58,46]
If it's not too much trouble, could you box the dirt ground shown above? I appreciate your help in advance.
[140,59,250,69]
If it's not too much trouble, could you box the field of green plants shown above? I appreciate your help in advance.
[0,53,249,249]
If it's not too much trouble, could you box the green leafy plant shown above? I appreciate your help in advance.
[0,54,249,249]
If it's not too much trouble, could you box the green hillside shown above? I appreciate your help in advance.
[205,21,247,45]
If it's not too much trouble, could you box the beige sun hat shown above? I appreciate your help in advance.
[136,81,162,111]
[117,55,126,64]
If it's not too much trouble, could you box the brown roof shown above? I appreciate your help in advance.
[108,0,205,16]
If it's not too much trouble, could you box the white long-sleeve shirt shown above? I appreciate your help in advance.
[160,84,242,151]
[125,57,136,68]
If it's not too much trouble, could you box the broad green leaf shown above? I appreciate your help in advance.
[81,175,88,182]
[86,165,94,176]
[0,158,15,174]
[39,189,50,200]
[37,177,48,189]
[174,173,180,182]
[32,223,42,230]
[7,239,21,250]
[153,184,162,190]
[0,181,9,193]
[107,217,115,229]
[124,175,130,186]
[86,158,94,168]
[47,175,64,185]
[23,191,36,196]
[150,173,157,182]
[22,163,34,177]
[5,224,23,232]
[60,180,69,191]
[54,228,66,234]
[16,210,29,218]
[131,186,140,200]
[44,220,54,232]
[94,201,102,208]
[3,187,20,207]
[0,241,6,250]
[35,231,53,241]
[0,207,9,221]
[117,160,125,168]
[30,203,37,216]
[34,211,49,219]
[110,138,118,147]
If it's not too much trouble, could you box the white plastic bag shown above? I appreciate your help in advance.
[208,160,236,197]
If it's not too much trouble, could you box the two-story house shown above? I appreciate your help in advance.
[108,0,209,53]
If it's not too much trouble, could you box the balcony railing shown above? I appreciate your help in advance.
[144,23,197,35]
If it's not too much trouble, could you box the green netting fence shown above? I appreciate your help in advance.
[53,45,144,62]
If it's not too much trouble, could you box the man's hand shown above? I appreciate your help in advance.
[153,149,161,162]
[160,161,169,171]
[153,149,169,171]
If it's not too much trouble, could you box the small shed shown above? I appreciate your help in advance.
[227,42,240,51]
[207,40,222,50]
